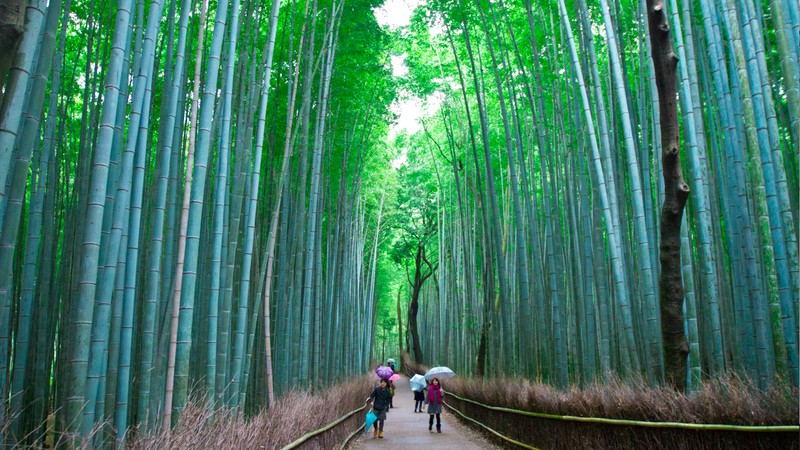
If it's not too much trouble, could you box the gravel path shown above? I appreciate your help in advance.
[347,376,501,450]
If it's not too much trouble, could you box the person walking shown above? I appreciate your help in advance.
[413,386,425,412]
[388,379,395,408]
[367,378,392,438]
[426,378,444,432]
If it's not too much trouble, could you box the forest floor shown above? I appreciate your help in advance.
[347,376,501,449]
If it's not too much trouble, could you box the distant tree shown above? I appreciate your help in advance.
[391,160,438,365]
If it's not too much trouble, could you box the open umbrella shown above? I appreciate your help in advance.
[388,373,401,381]
[375,365,394,379]
[365,409,378,432]
[409,374,426,392]
[386,358,396,364]
[424,366,456,380]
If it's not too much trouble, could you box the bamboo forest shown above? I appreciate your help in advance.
[0,0,798,447]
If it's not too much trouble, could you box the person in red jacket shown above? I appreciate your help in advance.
[425,378,444,432]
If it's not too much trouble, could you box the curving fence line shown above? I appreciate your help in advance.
[281,404,367,450]
[286,364,797,449]
[443,390,799,450]
[445,390,799,433]
[338,422,367,450]
[444,398,541,449]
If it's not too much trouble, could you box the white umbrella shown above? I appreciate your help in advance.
[409,374,426,392]
[386,358,396,364]
[424,366,455,380]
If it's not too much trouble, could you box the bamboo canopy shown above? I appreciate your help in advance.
[0,0,796,445]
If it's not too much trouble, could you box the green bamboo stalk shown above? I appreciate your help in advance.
[5,0,62,440]
[63,0,133,436]
[720,0,787,385]
[558,0,640,377]
[599,0,659,381]
[668,0,724,376]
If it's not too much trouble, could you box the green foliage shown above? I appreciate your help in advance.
[1,0,798,443]
[398,6,442,97]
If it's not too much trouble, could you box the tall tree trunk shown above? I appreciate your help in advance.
[396,289,404,357]
[408,246,428,365]
[647,0,690,392]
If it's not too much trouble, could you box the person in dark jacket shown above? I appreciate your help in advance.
[413,387,425,412]
[388,379,395,408]
[426,377,444,432]
[367,378,392,438]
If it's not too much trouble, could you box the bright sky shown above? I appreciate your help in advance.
[374,0,422,29]
[374,0,443,165]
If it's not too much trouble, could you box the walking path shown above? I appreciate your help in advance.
[348,376,500,449]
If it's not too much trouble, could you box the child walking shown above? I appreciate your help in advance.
[426,378,444,432]
[413,387,425,412]
[367,378,392,438]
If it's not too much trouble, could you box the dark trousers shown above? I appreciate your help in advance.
[428,413,441,428]
[414,399,423,411]
[389,396,394,407]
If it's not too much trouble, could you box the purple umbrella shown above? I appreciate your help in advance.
[375,365,394,379]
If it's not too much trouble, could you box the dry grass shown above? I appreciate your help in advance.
[3,375,376,449]
[5,361,797,450]
[400,350,428,377]
[130,376,376,449]
[445,375,798,425]
[443,374,799,450]
[5,412,107,450]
